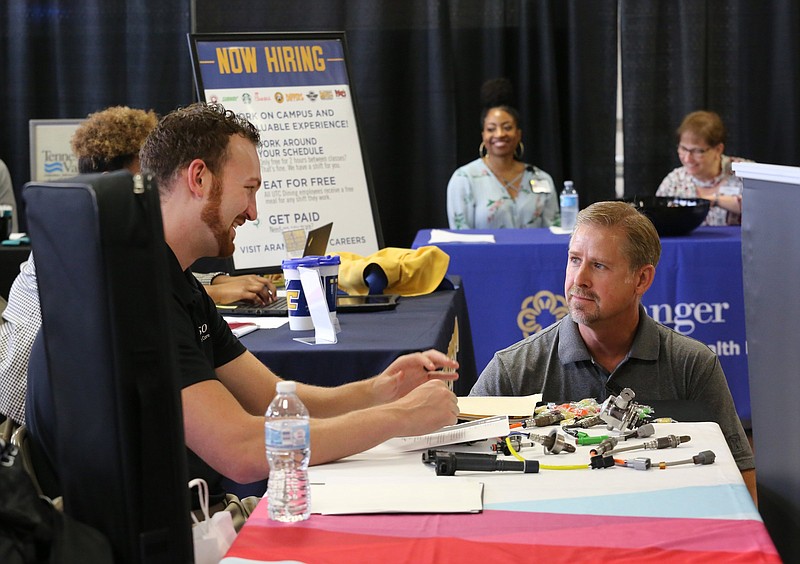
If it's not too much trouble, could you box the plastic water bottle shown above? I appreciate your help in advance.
[560,180,579,232]
[265,380,310,522]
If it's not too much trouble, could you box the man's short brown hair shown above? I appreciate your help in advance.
[139,102,260,192]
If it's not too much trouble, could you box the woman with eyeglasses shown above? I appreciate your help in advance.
[656,110,752,226]
[447,78,558,229]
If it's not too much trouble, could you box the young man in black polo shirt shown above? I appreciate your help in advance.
[138,102,459,501]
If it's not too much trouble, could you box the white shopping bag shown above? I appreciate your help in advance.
[189,478,237,564]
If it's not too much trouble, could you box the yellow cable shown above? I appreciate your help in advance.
[540,464,588,470]
[505,436,587,470]
[505,436,526,462]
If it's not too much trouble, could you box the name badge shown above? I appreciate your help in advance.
[530,179,550,194]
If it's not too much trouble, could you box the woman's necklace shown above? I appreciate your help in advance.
[484,158,525,196]
[691,176,719,188]
[691,157,724,188]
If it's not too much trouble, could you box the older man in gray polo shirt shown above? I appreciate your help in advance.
[470,200,755,501]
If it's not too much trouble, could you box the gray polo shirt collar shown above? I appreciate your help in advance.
[557,305,660,367]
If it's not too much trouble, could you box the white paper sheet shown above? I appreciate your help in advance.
[457,394,543,420]
[223,316,289,329]
[428,229,496,244]
[380,415,509,452]
[310,477,484,514]
[226,321,259,338]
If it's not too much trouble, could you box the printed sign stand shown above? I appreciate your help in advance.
[29,119,84,182]
[188,32,383,274]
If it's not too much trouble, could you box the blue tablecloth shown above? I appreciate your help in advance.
[240,285,477,396]
[413,227,750,424]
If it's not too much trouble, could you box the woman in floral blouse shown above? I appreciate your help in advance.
[656,111,752,226]
[447,78,558,229]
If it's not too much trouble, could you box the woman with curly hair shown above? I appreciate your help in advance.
[69,105,276,306]
[70,105,158,174]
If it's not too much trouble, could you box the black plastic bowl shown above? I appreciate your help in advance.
[622,196,710,237]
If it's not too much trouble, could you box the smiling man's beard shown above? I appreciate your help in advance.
[200,176,235,257]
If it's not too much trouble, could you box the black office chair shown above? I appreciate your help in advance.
[23,171,192,564]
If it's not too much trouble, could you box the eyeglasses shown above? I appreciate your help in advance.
[677,145,711,157]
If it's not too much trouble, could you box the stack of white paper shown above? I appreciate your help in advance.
[457,394,543,421]
[381,415,510,451]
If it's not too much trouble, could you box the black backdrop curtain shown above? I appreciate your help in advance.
[0,0,194,231]
[3,1,799,244]
[194,0,619,247]
[620,0,800,197]
[12,1,800,245]
[0,0,617,247]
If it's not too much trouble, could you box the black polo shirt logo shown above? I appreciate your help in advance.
[198,323,210,342]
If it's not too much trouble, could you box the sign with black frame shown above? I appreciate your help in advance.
[188,32,382,274]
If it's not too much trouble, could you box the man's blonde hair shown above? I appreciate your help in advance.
[572,201,661,270]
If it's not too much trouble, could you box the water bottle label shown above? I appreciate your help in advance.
[560,194,578,206]
[266,420,310,449]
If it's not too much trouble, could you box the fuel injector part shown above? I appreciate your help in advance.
[590,436,619,456]
[528,428,576,454]
[607,434,691,456]
[533,410,565,427]
[621,423,656,441]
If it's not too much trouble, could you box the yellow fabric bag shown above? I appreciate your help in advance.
[334,246,450,296]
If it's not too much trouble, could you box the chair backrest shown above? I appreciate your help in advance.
[23,171,192,563]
